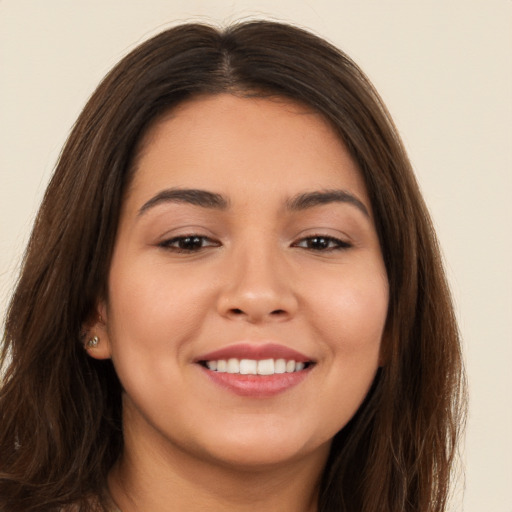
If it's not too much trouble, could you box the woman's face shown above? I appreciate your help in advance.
[95,94,388,469]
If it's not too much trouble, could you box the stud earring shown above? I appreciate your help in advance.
[87,335,99,348]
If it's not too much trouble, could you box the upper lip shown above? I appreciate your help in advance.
[195,343,313,363]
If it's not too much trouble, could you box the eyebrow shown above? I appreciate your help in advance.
[137,187,369,218]
[286,189,370,217]
[138,188,229,216]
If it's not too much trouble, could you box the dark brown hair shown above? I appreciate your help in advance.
[0,21,465,512]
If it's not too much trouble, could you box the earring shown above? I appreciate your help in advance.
[87,335,99,348]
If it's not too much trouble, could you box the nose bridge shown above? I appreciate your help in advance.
[217,234,297,322]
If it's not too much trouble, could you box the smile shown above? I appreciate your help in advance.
[202,358,309,375]
[195,344,315,397]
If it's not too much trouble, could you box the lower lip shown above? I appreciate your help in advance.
[199,366,311,397]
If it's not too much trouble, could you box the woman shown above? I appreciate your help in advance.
[0,21,465,512]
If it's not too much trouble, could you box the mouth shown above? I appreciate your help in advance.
[194,343,315,397]
[199,358,313,375]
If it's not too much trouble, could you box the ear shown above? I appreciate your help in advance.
[82,301,112,360]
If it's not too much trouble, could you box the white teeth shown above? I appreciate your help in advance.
[204,358,309,375]
[239,359,257,374]
[257,358,274,375]
[206,360,217,371]
[274,359,286,374]
[227,358,239,373]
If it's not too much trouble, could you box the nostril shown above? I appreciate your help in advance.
[228,308,286,317]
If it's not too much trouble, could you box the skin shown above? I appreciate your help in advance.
[89,94,389,512]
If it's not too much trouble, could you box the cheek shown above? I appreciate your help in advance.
[316,271,388,418]
[104,264,212,406]
[106,260,215,355]
[282,267,388,443]
[309,269,389,352]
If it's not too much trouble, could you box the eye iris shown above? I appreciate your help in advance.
[309,237,330,249]
[179,236,203,250]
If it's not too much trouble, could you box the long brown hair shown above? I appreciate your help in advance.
[0,21,465,511]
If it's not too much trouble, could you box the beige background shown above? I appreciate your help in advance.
[1,1,511,510]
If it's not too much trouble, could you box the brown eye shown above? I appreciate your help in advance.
[159,235,220,252]
[294,236,351,251]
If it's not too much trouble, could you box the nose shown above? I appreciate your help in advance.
[216,244,298,324]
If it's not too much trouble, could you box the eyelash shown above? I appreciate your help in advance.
[158,234,351,253]
[158,235,220,253]
[292,235,352,251]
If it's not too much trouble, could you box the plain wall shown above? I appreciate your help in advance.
[1,1,511,510]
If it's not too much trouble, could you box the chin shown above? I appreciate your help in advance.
[192,420,333,471]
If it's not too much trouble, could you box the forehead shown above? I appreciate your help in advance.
[127,94,369,208]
